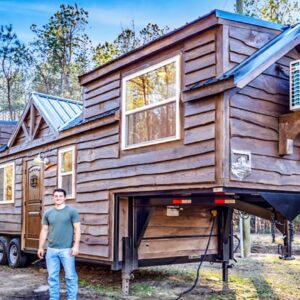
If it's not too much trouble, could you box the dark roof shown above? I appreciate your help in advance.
[191,21,300,91]
[61,108,118,131]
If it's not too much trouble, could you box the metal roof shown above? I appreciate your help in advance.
[0,120,17,125]
[32,92,83,131]
[191,22,300,90]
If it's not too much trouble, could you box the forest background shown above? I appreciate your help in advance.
[0,0,299,120]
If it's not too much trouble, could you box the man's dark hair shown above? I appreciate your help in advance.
[53,188,67,197]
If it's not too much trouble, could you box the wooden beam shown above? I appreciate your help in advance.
[21,122,29,140]
[29,105,35,140]
[279,111,300,155]
[32,116,43,140]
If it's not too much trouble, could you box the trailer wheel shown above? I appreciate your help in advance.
[0,236,10,265]
[7,238,28,268]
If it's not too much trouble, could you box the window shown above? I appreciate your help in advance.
[58,146,75,198]
[122,55,180,149]
[0,162,14,203]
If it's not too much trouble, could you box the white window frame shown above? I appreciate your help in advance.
[58,146,76,199]
[121,55,181,150]
[0,162,15,204]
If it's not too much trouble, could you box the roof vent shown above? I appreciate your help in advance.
[290,59,300,111]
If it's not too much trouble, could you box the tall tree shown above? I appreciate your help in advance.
[93,22,170,66]
[239,0,300,24]
[0,25,31,120]
[31,4,92,99]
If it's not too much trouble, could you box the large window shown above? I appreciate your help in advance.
[58,146,75,198]
[122,55,180,149]
[0,162,14,203]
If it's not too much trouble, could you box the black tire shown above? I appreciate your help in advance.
[7,238,28,268]
[0,236,10,265]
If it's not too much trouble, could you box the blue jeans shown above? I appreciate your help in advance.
[46,247,78,300]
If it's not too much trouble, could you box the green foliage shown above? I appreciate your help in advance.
[30,4,92,99]
[0,25,31,120]
[93,22,170,66]
[239,0,300,24]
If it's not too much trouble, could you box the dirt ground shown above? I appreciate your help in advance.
[1,234,300,300]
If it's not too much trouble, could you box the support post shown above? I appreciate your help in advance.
[122,237,134,295]
[280,220,295,260]
[221,208,233,283]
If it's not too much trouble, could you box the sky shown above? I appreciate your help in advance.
[0,0,236,46]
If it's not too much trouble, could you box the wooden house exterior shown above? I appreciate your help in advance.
[0,10,300,292]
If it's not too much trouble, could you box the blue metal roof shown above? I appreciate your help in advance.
[191,22,300,90]
[32,92,83,131]
[0,120,17,125]
[214,10,286,31]
[0,144,7,153]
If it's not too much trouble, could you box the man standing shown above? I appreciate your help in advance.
[38,188,81,300]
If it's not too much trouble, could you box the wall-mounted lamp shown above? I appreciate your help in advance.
[33,153,50,166]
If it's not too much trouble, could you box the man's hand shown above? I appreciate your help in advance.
[37,248,44,259]
[71,245,79,256]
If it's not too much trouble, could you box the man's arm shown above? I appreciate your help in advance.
[37,224,48,259]
[71,222,81,256]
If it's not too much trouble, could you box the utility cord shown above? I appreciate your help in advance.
[175,211,216,300]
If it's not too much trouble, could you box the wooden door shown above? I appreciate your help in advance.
[24,161,43,250]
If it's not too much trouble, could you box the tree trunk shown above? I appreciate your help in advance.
[236,0,244,14]
[6,78,13,120]
[243,216,251,257]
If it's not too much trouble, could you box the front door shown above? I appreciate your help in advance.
[24,161,43,250]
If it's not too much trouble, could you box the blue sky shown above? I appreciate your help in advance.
[0,0,236,45]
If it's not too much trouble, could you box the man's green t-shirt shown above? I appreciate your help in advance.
[42,205,80,249]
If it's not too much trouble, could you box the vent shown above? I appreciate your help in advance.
[290,59,300,111]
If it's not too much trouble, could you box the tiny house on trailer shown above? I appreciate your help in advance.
[0,10,300,293]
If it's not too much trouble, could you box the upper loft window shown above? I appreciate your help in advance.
[290,59,300,111]
[122,55,180,149]
[58,146,75,199]
[0,162,14,204]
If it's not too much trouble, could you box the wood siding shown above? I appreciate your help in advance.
[228,25,277,67]
[139,207,218,259]
[229,49,300,190]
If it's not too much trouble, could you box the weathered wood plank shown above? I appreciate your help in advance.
[78,140,215,172]
[81,234,109,245]
[229,26,275,49]
[184,29,216,51]
[230,107,278,131]
[184,42,215,61]
[80,214,109,225]
[77,167,215,192]
[85,80,120,100]
[184,53,215,74]
[79,243,109,257]
[77,144,119,163]
[77,152,215,183]
[184,97,216,117]
[85,89,120,108]
[185,65,216,87]
[77,134,119,150]
[230,93,287,117]
[81,224,109,236]
[184,123,215,144]
[231,118,278,141]
[185,110,215,129]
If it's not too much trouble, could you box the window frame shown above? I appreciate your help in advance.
[121,55,181,150]
[58,146,76,199]
[0,162,15,204]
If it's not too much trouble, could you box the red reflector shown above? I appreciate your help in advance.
[215,199,225,204]
[172,199,182,204]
